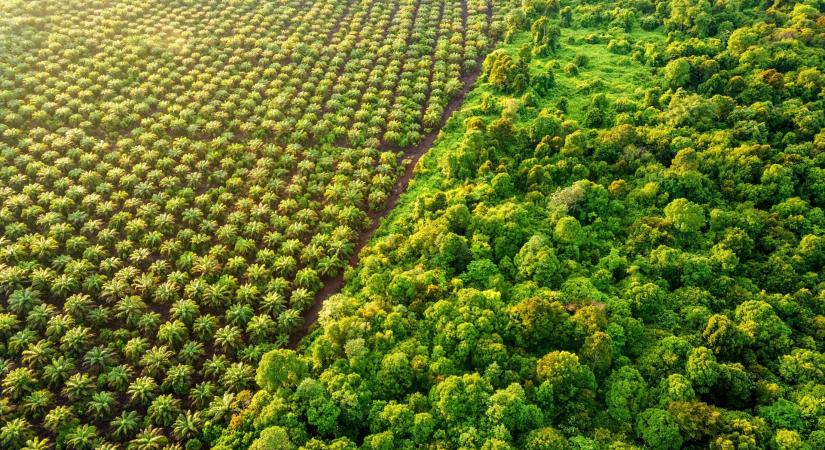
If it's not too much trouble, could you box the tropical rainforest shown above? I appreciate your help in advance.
[2,0,825,449]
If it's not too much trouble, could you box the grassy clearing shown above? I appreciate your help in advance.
[364,23,661,243]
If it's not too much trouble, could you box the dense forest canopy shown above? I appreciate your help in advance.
[219,0,825,449]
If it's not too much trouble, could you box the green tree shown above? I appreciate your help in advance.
[431,373,492,426]
[702,314,747,357]
[580,331,613,375]
[507,294,576,350]
[583,93,614,128]
[554,216,583,244]
[515,235,560,287]
[523,0,560,19]
[536,351,596,404]
[483,50,530,94]
[524,426,568,450]
[664,59,691,89]
[606,366,648,423]
[664,198,706,233]
[734,301,792,359]
[486,383,542,433]
[636,408,683,450]
[686,347,720,394]
[249,426,292,450]
[528,109,562,144]
[531,17,561,57]
[256,349,307,392]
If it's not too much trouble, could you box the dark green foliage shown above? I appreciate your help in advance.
[256,349,307,392]
[636,408,682,450]
[217,0,825,449]
[482,50,531,94]
[583,93,614,129]
[531,17,561,57]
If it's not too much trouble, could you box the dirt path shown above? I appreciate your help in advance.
[288,0,493,349]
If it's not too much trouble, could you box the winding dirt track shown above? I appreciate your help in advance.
[288,0,493,349]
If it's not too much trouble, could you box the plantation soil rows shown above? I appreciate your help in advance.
[0,0,501,448]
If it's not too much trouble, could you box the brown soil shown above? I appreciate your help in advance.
[288,0,493,349]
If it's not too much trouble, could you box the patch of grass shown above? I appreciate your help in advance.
[367,23,660,241]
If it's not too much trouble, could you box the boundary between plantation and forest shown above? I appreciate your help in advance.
[288,0,495,349]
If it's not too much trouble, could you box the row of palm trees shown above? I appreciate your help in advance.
[0,0,497,447]
[0,74,384,450]
[3,0,489,151]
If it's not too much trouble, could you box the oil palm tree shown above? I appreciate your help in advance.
[24,304,55,331]
[172,410,202,441]
[0,315,20,341]
[87,391,117,420]
[127,425,168,450]
[202,354,230,381]
[105,364,132,392]
[0,417,32,449]
[147,394,181,427]
[21,436,51,450]
[59,325,93,354]
[7,288,41,315]
[122,337,149,363]
[45,313,74,340]
[114,296,147,328]
[86,305,110,327]
[316,256,341,278]
[83,345,114,373]
[213,325,243,354]
[193,314,219,341]
[8,328,37,355]
[221,362,254,392]
[64,294,93,322]
[278,308,303,334]
[273,255,297,277]
[42,355,74,388]
[294,267,322,291]
[20,389,52,419]
[153,281,179,304]
[162,364,192,396]
[51,273,80,299]
[289,288,314,311]
[247,314,277,343]
[43,405,75,433]
[65,424,99,450]
[177,341,204,366]
[137,311,162,335]
[111,410,142,440]
[61,373,94,403]
[259,291,286,315]
[127,376,158,406]
[226,303,254,327]
[170,299,199,325]
[188,381,217,409]
[156,320,189,348]
[203,282,231,308]
[2,367,38,400]
[21,339,54,368]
